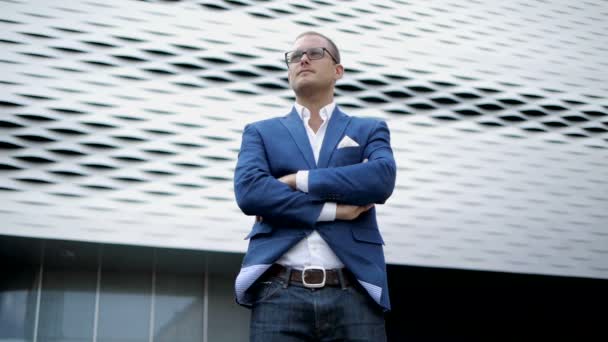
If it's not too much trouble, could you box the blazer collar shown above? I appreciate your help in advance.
[281,107,316,169]
[280,106,351,170]
[317,106,351,168]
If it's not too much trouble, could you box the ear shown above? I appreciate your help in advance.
[334,64,344,81]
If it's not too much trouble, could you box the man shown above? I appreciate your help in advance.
[234,31,396,341]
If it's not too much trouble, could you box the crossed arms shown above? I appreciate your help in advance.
[234,120,396,227]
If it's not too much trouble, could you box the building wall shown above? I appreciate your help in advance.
[1,0,607,279]
[3,236,606,341]
[0,236,249,342]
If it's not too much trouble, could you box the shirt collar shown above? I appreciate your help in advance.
[294,101,336,122]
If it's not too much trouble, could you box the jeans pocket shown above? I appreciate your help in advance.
[251,279,283,304]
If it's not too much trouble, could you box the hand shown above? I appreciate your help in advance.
[278,173,297,190]
[336,203,374,221]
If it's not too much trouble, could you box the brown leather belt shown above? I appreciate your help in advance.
[264,264,352,288]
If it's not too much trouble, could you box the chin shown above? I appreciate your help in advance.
[293,80,316,94]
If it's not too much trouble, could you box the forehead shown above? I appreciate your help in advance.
[292,35,328,50]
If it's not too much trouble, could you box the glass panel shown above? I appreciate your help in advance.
[97,245,153,342]
[153,273,203,342]
[38,240,99,342]
[207,272,249,342]
[0,267,38,342]
[38,270,96,342]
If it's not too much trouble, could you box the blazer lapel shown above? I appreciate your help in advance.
[281,107,316,169]
[317,107,351,169]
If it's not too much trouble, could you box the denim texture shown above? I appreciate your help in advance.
[249,277,386,342]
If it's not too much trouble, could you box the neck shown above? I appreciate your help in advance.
[296,92,334,117]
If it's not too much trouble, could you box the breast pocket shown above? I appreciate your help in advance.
[332,146,362,167]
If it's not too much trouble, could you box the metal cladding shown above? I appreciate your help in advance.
[1,0,607,279]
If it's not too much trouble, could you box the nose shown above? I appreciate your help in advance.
[299,52,311,64]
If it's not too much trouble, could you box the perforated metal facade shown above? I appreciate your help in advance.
[1,0,607,279]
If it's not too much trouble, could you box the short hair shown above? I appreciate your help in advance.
[295,31,341,64]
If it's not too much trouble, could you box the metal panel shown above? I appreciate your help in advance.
[1,0,607,279]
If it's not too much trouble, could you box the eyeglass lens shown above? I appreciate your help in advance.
[289,48,324,63]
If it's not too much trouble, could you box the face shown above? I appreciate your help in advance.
[287,35,343,95]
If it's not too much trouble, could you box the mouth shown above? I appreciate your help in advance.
[298,69,313,75]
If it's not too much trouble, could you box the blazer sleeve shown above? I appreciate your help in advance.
[307,120,396,205]
[234,123,324,227]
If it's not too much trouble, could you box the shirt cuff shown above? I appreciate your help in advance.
[317,202,336,222]
[296,170,309,193]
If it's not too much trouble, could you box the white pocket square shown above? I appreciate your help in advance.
[337,135,359,149]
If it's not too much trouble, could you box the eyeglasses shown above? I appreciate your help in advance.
[284,47,338,65]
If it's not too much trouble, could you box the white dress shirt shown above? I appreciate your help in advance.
[275,101,344,270]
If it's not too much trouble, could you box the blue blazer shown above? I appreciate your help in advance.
[233,106,397,311]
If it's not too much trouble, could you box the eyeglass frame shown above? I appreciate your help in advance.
[284,47,339,66]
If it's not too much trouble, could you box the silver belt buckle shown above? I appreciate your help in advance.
[302,265,326,288]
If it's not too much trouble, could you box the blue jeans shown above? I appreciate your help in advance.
[249,276,387,342]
